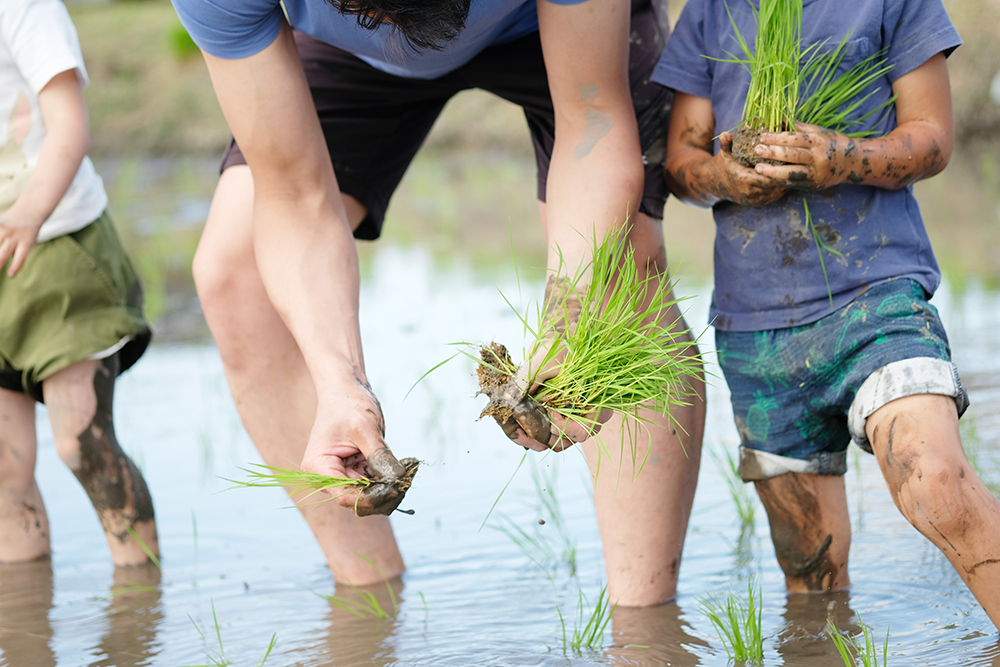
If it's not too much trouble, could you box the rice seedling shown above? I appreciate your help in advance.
[123,522,161,570]
[493,465,579,577]
[719,0,896,166]
[827,617,889,666]
[473,224,702,461]
[183,602,277,667]
[226,461,419,513]
[317,553,399,619]
[700,581,765,663]
[558,584,618,653]
[961,413,1000,496]
[711,446,756,530]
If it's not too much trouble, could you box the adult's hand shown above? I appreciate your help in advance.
[301,377,417,515]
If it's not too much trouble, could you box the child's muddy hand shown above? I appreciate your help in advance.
[714,135,787,207]
[754,123,848,189]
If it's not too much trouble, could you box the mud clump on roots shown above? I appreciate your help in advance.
[475,342,553,445]
[390,458,420,494]
[732,125,786,169]
[476,342,518,424]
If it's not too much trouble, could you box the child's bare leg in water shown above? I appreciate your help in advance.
[43,355,158,566]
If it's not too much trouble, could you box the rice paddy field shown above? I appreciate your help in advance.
[7,1,1000,663]
[1,139,998,666]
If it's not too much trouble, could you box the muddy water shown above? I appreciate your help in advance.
[3,153,1000,665]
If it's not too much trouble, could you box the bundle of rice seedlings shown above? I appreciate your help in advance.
[699,582,765,663]
[229,461,419,514]
[473,225,702,454]
[827,617,889,667]
[720,0,895,167]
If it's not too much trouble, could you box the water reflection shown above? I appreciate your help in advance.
[606,602,708,666]
[90,565,163,667]
[0,559,56,667]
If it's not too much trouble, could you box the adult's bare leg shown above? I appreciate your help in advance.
[867,393,1000,629]
[0,388,50,561]
[43,357,157,566]
[541,206,706,605]
[193,166,403,585]
[753,471,852,591]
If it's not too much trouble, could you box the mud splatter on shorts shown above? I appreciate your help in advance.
[716,278,969,481]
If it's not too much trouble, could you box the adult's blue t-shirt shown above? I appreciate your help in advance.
[172,0,587,79]
[651,0,962,332]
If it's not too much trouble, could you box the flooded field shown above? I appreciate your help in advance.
[3,148,1000,666]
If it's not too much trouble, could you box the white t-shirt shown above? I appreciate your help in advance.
[0,0,107,243]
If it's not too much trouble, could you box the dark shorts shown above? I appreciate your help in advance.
[221,0,672,240]
[716,278,969,481]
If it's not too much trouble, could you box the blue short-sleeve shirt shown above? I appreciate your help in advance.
[652,0,962,332]
[172,0,587,79]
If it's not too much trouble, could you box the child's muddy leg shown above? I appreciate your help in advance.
[43,356,158,566]
[0,387,50,561]
[754,471,851,591]
[867,394,1000,629]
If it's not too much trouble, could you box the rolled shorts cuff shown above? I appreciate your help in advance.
[737,446,848,481]
[847,357,969,453]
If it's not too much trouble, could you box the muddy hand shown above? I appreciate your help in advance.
[352,448,420,517]
[497,393,553,447]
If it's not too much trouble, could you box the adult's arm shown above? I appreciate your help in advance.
[0,69,88,277]
[754,53,953,190]
[201,22,404,510]
[664,91,787,209]
[503,0,649,452]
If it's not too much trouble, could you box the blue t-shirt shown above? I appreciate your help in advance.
[652,0,962,332]
[172,0,586,79]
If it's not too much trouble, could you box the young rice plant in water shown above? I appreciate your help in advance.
[559,585,617,654]
[474,224,701,462]
[700,582,765,663]
[827,617,889,667]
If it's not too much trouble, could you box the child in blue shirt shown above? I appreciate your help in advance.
[654,0,1000,628]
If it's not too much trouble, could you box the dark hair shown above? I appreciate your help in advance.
[326,0,472,52]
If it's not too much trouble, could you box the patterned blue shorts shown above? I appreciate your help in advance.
[716,278,969,480]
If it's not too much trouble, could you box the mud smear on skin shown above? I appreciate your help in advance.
[755,475,842,590]
[75,358,155,541]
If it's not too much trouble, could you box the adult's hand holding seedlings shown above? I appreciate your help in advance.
[301,377,418,516]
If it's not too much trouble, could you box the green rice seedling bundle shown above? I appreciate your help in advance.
[828,617,889,667]
[699,582,765,663]
[474,225,702,453]
[228,462,419,513]
[721,0,895,167]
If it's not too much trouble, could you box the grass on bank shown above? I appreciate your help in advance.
[700,582,765,663]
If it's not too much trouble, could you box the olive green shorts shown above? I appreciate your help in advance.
[0,211,151,402]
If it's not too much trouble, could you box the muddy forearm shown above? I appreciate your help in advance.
[836,123,950,189]
[665,145,725,208]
